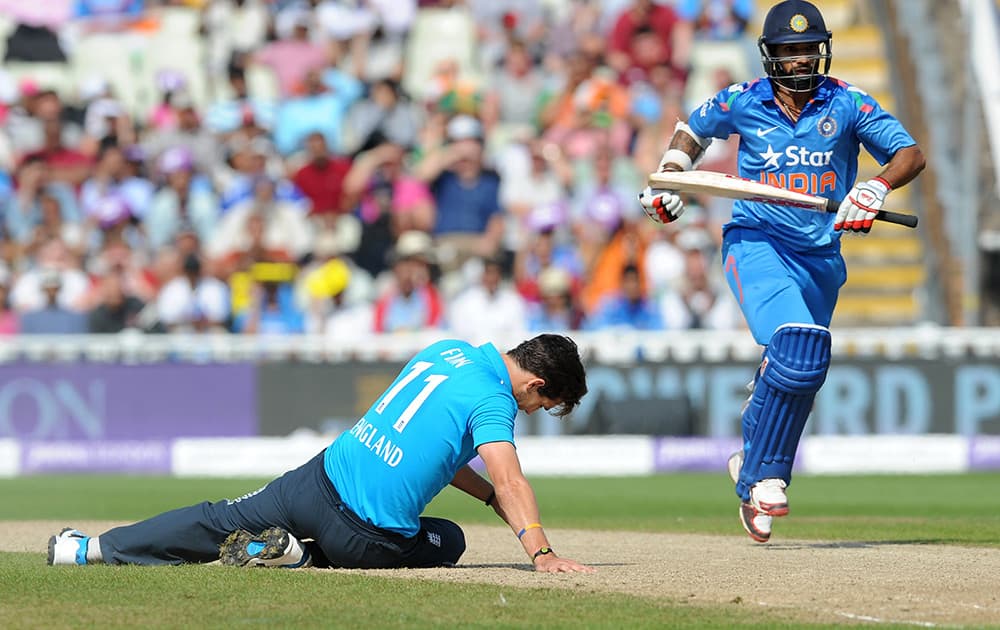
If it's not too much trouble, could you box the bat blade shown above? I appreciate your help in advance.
[646,170,918,228]
[647,170,829,210]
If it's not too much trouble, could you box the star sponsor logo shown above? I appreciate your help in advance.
[756,125,779,138]
[758,144,782,169]
[757,144,833,168]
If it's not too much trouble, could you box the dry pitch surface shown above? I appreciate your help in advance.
[7,521,1000,627]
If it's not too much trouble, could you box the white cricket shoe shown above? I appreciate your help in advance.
[739,502,773,543]
[47,528,89,566]
[728,452,788,542]
[750,478,789,517]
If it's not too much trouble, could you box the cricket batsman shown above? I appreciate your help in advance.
[638,0,925,541]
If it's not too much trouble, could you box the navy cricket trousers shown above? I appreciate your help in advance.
[98,450,466,568]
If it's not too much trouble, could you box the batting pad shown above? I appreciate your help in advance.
[736,324,832,501]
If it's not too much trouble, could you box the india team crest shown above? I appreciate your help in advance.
[789,14,809,32]
[817,116,838,137]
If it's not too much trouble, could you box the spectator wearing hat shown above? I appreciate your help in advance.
[291,131,353,219]
[446,253,527,346]
[232,262,305,335]
[86,193,145,255]
[525,265,585,332]
[0,263,18,335]
[144,146,220,250]
[372,230,443,333]
[303,251,372,342]
[18,268,88,334]
[80,143,154,231]
[156,252,230,333]
[414,114,504,268]
[585,263,664,331]
[295,213,370,313]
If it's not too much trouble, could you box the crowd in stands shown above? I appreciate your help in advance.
[0,0,757,341]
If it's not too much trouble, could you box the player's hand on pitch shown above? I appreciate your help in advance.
[639,186,684,224]
[533,553,596,574]
[836,177,890,233]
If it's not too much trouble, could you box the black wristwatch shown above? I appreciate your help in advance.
[532,546,554,561]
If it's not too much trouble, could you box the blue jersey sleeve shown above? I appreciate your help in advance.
[687,82,753,140]
[469,394,516,449]
[850,87,916,165]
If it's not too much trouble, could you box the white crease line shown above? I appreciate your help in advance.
[836,611,941,627]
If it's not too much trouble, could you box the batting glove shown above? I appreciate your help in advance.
[639,186,684,224]
[835,177,890,233]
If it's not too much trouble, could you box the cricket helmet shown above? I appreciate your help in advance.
[758,0,832,92]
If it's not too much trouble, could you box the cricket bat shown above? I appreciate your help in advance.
[647,170,918,228]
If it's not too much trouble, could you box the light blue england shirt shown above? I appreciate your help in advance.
[687,77,916,250]
[324,340,517,537]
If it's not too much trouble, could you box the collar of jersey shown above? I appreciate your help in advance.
[479,342,510,387]
[755,76,836,104]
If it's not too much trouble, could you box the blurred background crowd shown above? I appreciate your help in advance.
[0,0,760,342]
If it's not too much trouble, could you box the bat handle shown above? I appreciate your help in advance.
[823,199,919,229]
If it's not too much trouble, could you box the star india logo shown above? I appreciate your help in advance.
[789,14,809,32]
[758,144,782,169]
[817,116,838,137]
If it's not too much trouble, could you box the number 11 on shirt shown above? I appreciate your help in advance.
[375,361,450,432]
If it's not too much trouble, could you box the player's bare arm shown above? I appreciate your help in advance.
[449,465,507,521]
[657,121,714,173]
[875,145,926,190]
[659,126,708,172]
[477,441,595,573]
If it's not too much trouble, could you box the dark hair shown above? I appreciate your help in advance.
[507,334,587,417]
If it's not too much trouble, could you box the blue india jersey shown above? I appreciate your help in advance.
[687,77,916,250]
[324,340,517,536]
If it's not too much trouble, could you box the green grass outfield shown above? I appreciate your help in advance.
[2,473,999,629]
